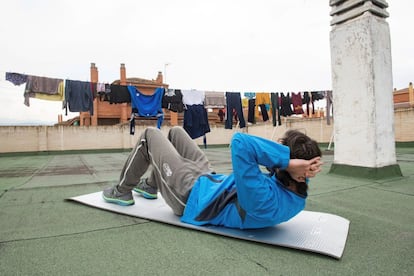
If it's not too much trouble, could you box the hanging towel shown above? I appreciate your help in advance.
[24,75,64,106]
[204,91,226,108]
[34,81,64,102]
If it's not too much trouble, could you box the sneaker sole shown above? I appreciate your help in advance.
[133,188,158,199]
[102,194,134,206]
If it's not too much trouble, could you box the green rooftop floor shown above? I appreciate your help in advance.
[0,146,413,275]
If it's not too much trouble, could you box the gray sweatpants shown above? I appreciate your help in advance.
[117,126,212,215]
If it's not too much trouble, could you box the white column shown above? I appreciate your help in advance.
[329,0,401,177]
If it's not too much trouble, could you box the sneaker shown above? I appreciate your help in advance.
[133,178,158,199]
[102,187,134,206]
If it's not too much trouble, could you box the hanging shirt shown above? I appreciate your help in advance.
[280,93,293,116]
[182,89,205,105]
[64,79,94,115]
[181,133,306,229]
[128,86,164,128]
[162,89,184,113]
[109,84,130,103]
[291,92,304,114]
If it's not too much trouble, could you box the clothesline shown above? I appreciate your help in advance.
[4,71,334,130]
[4,70,331,101]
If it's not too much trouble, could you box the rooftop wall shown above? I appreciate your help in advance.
[1,107,413,153]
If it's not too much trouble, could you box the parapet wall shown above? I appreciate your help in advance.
[1,108,413,153]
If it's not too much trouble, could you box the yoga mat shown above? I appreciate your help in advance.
[68,191,349,259]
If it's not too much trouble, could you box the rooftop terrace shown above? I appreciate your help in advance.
[0,145,413,275]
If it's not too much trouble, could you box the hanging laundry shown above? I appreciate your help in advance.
[24,75,64,106]
[97,83,111,101]
[5,72,28,86]
[162,89,184,113]
[291,92,304,115]
[128,86,164,132]
[183,104,210,140]
[247,98,256,124]
[244,92,256,99]
[109,84,130,104]
[280,93,293,116]
[64,79,94,115]
[33,81,64,103]
[311,91,325,101]
[302,92,311,116]
[241,97,249,108]
[270,93,281,126]
[255,92,271,122]
[90,82,97,99]
[255,93,271,105]
[96,83,106,93]
[182,89,205,105]
[225,92,246,129]
[258,104,269,121]
[204,91,226,108]
[310,91,326,115]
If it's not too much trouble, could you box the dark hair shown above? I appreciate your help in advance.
[276,130,322,196]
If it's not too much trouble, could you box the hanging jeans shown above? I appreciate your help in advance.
[258,104,269,122]
[247,98,256,124]
[271,93,281,126]
[225,92,246,129]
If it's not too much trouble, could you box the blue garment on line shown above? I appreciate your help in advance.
[127,86,164,129]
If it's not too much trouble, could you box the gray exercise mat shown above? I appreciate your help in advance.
[68,191,350,259]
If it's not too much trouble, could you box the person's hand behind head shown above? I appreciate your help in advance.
[286,157,323,182]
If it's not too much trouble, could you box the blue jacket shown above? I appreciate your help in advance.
[181,132,307,229]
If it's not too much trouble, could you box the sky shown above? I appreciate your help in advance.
[0,0,412,125]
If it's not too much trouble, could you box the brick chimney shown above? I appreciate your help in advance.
[90,63,98,83]
[90,62,99,126]
[119,63,128,123]
[120,63,127,85]
[156,71,163,84]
